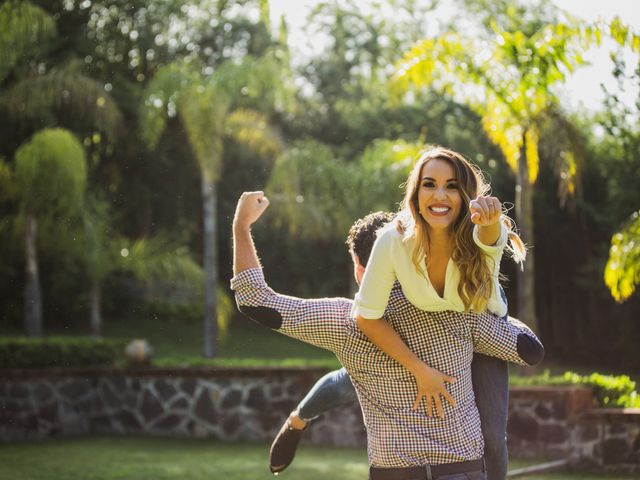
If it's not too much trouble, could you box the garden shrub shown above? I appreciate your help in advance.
[141,299,203,324]
[0,336,123,368]
[510,370,640,408]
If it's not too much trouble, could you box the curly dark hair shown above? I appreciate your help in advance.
[346,211,395,267]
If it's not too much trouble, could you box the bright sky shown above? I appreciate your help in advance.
[270,0,640,112]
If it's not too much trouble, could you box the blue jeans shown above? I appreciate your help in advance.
[297,368,358,420]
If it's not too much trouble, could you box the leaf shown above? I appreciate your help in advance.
[0,0,56,82]
[1,64,123,141]
[605,211,640,302]
[14,128,87,216]
[525,126,539,183]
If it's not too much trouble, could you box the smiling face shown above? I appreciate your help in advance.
[417,158,462,233]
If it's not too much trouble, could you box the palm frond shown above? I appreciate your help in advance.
[179,82,228,178]
[225,109,283,158]
[119,235,204,287]
[139,60,202,149]
[1,64,122,140]
[0,1,56,82]
[266,140,354,240]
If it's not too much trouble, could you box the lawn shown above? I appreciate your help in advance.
[0,437,635,480]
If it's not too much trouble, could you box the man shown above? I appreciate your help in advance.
[231,191,543,480]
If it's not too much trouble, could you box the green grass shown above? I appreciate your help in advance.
[0,437,635,480]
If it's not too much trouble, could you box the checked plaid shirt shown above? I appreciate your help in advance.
[231,267,542,468]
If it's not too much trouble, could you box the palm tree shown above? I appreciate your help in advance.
[141,57,282,357]
[390,13,638,331]
[0,0,55,83]
[14,128,87,336]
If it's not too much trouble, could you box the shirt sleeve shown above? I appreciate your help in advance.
[231,268,350,353]
[472,223,508,253]
[352,226,398,319]
[471,313,544,366]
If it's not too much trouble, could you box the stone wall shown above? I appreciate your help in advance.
[508,386,640,473]
[1,368,639,473]
[0,367,360,444]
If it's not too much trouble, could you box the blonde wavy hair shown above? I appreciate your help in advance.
[396,146,526,312]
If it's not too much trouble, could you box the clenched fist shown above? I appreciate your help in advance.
[233,191,270,229]
[469,195,502,227]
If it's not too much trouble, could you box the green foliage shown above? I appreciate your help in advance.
[391,16,599,184]
[142,286,233,340]
[605,211,640,302]
[266,138,421,240]
[510,370,640,408]
[141,56,283,181]
[0,0,56,82]
[266,140,354,240]
[0,336,123,368]
[0,157,16,202]
[119,236,204,286]
[14,128,87,216]
[140,60,203,150]
[153,356,340,369]
[1,64,123,141]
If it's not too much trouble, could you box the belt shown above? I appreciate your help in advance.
[369,458,485,480]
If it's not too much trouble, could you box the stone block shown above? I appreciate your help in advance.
[100,382,121,409]
[140,390,164,422]
[609,422,627,435]
[60,379,91,403]
[34,383,53,403]
[576,423,600,442]
[194,389,217,424]
[246,386,267,409]
[221,389,242,409]
[169,397,189,410]
[180,379,197,396]
[539,424,568,444]
[508,411,539,441]
[155,379,177,401]
[534,403,552,420]
[602,437,631,464]
[154,414,182,431]
[222,414,241,437]
[9,383,29,400]
[115,410,141,432]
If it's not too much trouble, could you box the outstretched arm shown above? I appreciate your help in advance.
[233,191,270,275]
[470,195,502,246]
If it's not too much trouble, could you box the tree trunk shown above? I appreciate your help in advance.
[24,212,42,337]
[515,138,538,333]
[89,280,102,337]
[202,176,218,358]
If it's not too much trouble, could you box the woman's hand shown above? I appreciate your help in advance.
[410,362,456,417]
[469,195,502,227]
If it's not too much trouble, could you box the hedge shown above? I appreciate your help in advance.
[0,337,124,368]
[510,370,640,408]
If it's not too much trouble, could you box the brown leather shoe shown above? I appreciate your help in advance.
[269,418,308,474]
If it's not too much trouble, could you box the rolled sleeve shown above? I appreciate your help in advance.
[472,223,508,253]
[231,268,351,353]
[352,226,398,320]
[471,313,544,366]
